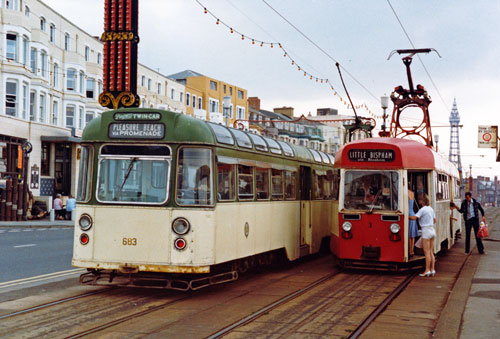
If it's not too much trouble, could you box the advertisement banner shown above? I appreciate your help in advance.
[478,125,498,148]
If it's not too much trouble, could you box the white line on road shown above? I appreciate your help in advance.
[22,229,34,232]
[8,230,21,233]
[13,244,36,248]
[0,268,86,289]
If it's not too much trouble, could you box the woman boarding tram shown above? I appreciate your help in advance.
[72,108,339,290]
[330,137,461,270]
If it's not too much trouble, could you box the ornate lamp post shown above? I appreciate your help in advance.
[223,96,231,126]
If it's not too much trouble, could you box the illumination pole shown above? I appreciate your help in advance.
[434,134,439,152]
[379,95,390,137]
[223,96,231,126]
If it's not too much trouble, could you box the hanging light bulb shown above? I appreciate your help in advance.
[216,19,219,24]
[283,52,287,57]
[241,35,244,40]
[260,42,263,47]
[310,76,312,80]
[204,8,207,14]
[291,60,294,65]
[304,72,307,76]
[252,39,255,44]
[270,43,273,48]
[230,27,233,33]
[278,43,282,48]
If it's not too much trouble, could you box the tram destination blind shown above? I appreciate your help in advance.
[348,149,395,162]
[108,122,165,139]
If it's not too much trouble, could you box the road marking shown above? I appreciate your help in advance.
[8,230,21,233]
[14,244,36,248]
[36,228,48,231]
[0,268,86,289]
[23,229,34,232]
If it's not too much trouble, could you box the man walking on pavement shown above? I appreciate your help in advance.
[451,191,486,254]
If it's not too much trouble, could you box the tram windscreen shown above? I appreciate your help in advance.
[343,170,399,211]
[97,157,170,204]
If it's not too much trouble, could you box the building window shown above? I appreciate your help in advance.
[192,95,196,108]
[53,63,59,88]
[210,81,217,91]
[25,5,29,16]
[6,33,17,61]
[223,84,226,93]
[30,48,37,73]
[147,78,152,91]
[84,46,90,61]
[52,100,58,125]
[179,92,183,103]
[97,80,102,95]
[5,0,17,10]
[40,51,47,77]
[198,97,202,109]
[79,107,84,129]
[66,69,76,91]
[186,93,190,106]
[40,17,46,31]
[41,143,50,176]
[29,90,36,121]
[97,52,102,65]
[237,106,245,120]
[66,105,75,127]
[64,33,70,51]
[157,82,161,95]
[39,93,46,123]
[50,24,55,43]
[86,79,95,98]
[141,75,145,87]
[238,90,244,99]
[229,87,233,95]
[22,36,28,65]
[5,80,17,117]
[85,111,94,125]
[209,98,219,113]
[170,88,175,99]
[22,83,28,120]
[80,71,85,93]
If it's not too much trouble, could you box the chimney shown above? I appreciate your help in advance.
[273,106,294,118]
[248,97,261,111]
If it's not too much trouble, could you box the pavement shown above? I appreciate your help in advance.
[1,209,500,338]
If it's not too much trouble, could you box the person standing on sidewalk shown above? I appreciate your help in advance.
[451,192,486,254]
[409,194,436,277]
[65,194,76,220]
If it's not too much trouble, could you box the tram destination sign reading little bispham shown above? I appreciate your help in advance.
[109,122,165,139]
[348,149,395,162]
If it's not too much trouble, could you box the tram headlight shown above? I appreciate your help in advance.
[78,214,93,231]
[390,223,400,234]
[342,222,352,232]
[172,217,190,235]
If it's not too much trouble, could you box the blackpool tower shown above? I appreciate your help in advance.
[449,98,463,184]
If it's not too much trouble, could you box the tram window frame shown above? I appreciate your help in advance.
[313,169,334,200]
[256,168,270,200]
[271,169,284,200]
[309,149,322,163]
[229,128,252,149]
[76,145,93,203]
[318,151,330,164]
[176,147,214,207]
[277,140,295,157]
[326,153,335,164]
[208,123,234,146]
[217,162,236,201]
[248,134,268,152]
[284,170,297,200]
[238,165,254,200]
[263,136,282,155]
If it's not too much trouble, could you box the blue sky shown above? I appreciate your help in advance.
[43,0,500,178]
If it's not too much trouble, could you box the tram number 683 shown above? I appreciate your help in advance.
[122,238,137,246]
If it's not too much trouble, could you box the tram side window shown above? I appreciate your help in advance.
[256,168,270,200]
[217,163,235,201]
[436,173,449,201]
[176,148,213,205]
[77,145,92,202]
[271,169,283,200]
[284,171,296,200]
[238,165,254,200]
[313,170,334,200]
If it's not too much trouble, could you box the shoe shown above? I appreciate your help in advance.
[479,251,486,255]
[419,271,432,277]
[431,270,436,277]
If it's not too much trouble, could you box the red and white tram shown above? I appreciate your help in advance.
[330,137,461,269]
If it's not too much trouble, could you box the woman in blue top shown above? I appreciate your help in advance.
[408,189,418,256]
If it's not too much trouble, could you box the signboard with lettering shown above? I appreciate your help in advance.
[478,125,498,149]
[114,112,161,121]
[108,123,165,139]
[348,149,395,162]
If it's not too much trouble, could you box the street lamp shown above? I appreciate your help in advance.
[223,96,231,126]
[379,95,389,137]
[434,134,439,152]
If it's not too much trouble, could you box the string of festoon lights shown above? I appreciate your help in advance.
[195,0,382,120]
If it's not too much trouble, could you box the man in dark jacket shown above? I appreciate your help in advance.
[452,192,486,254]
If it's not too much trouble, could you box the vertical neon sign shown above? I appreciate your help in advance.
[99,0,140,109]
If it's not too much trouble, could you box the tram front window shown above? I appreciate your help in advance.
[176,147,213,205]
[343,170,399,211]
[97,157,170,204]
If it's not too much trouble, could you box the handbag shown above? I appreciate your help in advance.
[477,222,489,238]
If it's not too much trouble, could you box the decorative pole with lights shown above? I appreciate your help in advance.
[99,0,140,109]
[378,95,390,137]
[223,96,231,126]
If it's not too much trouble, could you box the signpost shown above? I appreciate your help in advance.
[478,125,498,148]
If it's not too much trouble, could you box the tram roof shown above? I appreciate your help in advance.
[82,108,334,166]
[335,137,459,177]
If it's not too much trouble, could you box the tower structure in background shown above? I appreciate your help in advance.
[449,98,463,185]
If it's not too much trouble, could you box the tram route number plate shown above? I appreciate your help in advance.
[348,149,395,162]
[109,122,165,139]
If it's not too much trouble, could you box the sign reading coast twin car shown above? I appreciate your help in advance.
[348,149,395,162]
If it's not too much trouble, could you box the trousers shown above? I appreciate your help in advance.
[465,217,484,254]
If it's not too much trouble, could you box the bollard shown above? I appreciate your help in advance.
[50,209,55,222]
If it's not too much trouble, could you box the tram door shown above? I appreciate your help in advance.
[299,166,312,254]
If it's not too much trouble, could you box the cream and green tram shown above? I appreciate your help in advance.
[73,108,339,290]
